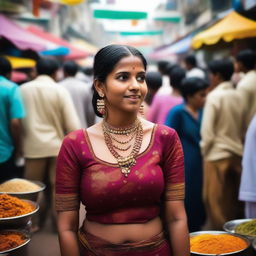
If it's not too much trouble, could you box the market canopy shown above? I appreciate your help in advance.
[192,11,256,49]
[0,14,46,51]
[11,71,28,83]
[5,56,36,69]
[27,26,89,59]
[149,35,192,59]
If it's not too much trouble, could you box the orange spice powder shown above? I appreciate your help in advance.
[0,194,35,218]
[0,231,27,252]
[190,234,247,254]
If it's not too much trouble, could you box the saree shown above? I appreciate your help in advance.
[78,229,171,256]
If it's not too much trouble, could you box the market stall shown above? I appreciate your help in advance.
[192,11,256,49]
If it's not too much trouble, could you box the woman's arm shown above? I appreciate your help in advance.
[57,210,80,256]
[165,200,190,256]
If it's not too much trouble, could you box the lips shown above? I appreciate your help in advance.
[124,95,141,99]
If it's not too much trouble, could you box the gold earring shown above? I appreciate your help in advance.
[97,93,105,116]
[139,104,144,116]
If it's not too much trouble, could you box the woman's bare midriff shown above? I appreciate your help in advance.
[83,216,163,244]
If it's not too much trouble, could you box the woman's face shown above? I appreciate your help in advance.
[99,55,147,114]
[187,89,207,109]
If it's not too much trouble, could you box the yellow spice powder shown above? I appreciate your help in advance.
[190,234,247,254]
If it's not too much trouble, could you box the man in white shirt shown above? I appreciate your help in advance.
[59,61,95,128]
[184,55,205,79]
[21,58,81,229]
[200,59,244,229]
[239,115,256,218]
[156,60,172,95]
[235,49,256,130]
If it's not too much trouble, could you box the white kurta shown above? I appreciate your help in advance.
[239,115,256,218]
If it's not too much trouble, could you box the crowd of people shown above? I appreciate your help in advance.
[0,45,256,255]
[145,50,256,233]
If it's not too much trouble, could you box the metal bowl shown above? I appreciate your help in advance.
[0,199,39,228]
[0,179,45,201]
[0,229,30,255]
[223,219,256,241]
[252,238,256,251]
[190,230,250,256]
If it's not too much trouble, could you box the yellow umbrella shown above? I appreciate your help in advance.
[192,11,256,49]
[60,0,84,4]
[44,0,85,5]
[5,56,36,69]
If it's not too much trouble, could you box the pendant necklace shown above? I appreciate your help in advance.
[102,119,143,177]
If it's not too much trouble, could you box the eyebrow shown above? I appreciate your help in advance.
[115,71,146,75]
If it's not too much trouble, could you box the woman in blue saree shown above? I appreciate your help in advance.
[165,77,208,232]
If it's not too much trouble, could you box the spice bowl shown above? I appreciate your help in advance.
[0,178,46,201]
[251,238,256,252]
[223,219,256,241]
[190,230,250,256]
[0,199,39,228]
[0,229,30,255]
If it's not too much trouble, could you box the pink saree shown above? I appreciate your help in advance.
[78,229,171,256]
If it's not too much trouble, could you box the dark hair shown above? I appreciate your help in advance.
[236,49,256,70]
[180,77,208,101]
[36,58,59,76]
[82,67,93,76]
[166,63,180,74]
[208,59,234,81]
[145,71,162,91]
[0,56,12,77]
[157,60,172,75]
[185,55,197,67]
[169,66,186,90]
[63,61,79,76]
[92,44,147,117]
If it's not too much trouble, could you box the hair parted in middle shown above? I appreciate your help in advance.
[92,44,147,117]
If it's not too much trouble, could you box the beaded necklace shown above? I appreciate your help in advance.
[102,119,143,177]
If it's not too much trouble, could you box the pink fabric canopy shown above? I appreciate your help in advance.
[0,14,46,51]
[27,25,89,60]
[11,71,28,83]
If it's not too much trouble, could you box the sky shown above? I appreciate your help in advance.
[94,0,167,12]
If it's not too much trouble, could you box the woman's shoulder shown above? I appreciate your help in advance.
[63,129,86,144]
[141,118,176,135]
[171,103,185,112]
[85,122,103,138]
[166,103,185,118]
[156,124,176,136]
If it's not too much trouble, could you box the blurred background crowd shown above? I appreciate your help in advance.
[1,0,256,255]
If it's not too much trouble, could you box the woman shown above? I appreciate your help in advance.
[165,77,208,232]
[55,45,189,256]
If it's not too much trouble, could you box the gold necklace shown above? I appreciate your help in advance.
[102,120,143,177]
[113,144,132,151]
[102,119,139,135]
[110,131,136,144]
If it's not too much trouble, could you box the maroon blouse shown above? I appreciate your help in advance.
[55,124,185,224]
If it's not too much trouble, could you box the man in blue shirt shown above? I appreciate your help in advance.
[0,57,25,182]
